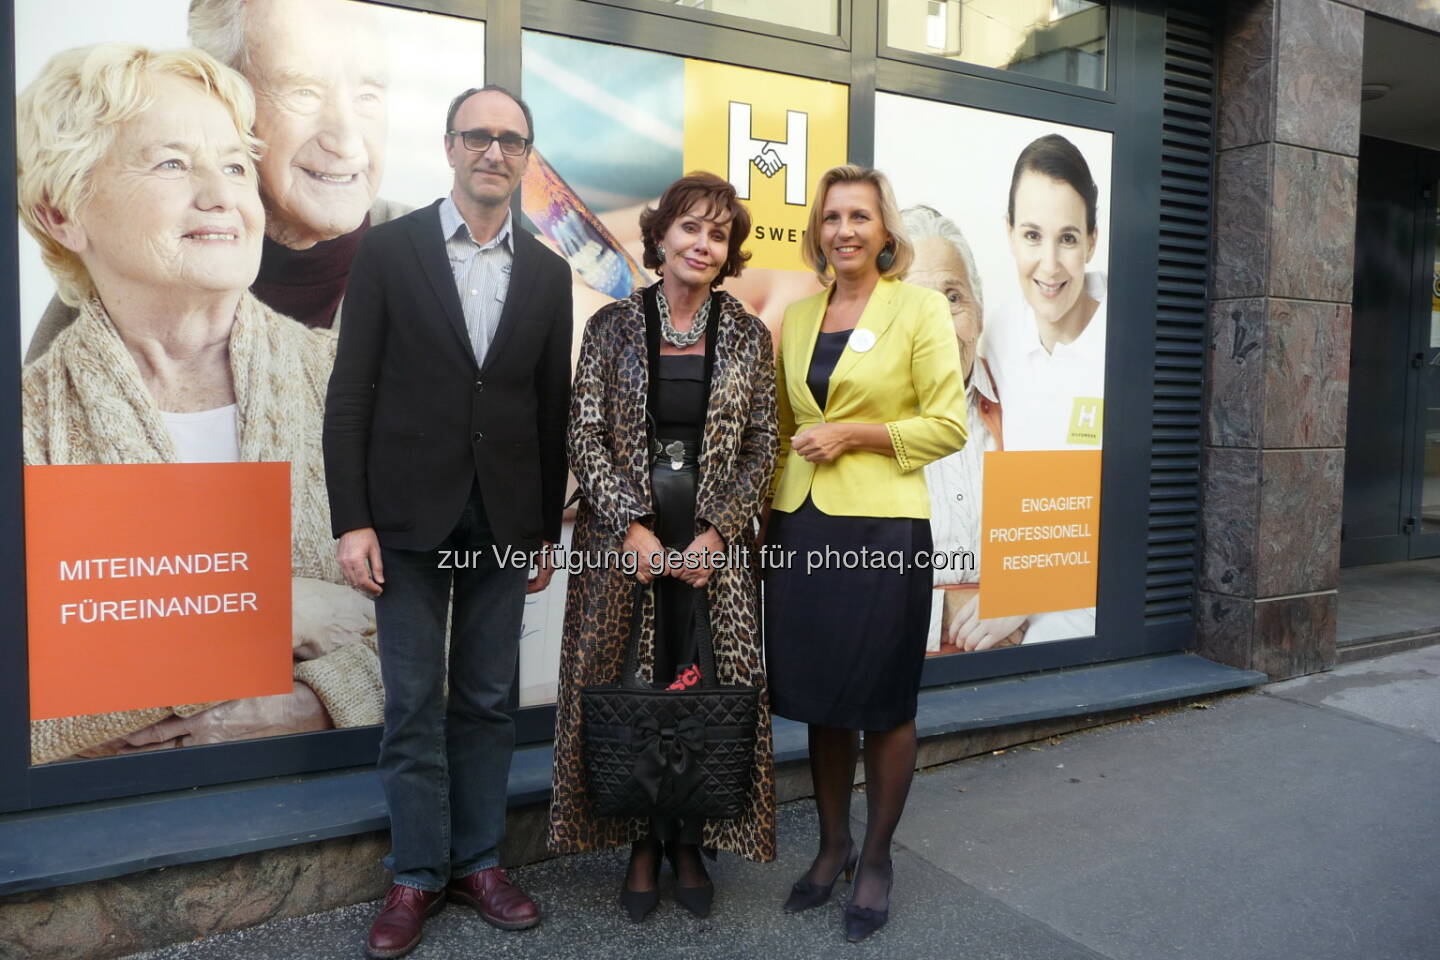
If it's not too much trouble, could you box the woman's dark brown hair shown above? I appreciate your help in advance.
[639,171,752,287]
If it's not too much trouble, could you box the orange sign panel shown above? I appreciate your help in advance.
[25,463,292,720]
[979,450,1102,619]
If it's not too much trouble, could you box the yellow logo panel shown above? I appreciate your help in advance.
[683,60,848,272]
[1067,397,1104,446]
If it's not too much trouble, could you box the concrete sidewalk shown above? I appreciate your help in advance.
[127,646,1440,960]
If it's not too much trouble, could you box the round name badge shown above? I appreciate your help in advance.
[849,328,877,353]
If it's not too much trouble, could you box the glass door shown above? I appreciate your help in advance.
[1409,178,1440,558]
[1341,142,1440,565]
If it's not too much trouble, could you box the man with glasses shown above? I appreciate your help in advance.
[324,85,571,958]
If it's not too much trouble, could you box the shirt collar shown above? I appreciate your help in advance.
[970,355,1000,403]
[1021,271,1107,362]
[439,194,514,253]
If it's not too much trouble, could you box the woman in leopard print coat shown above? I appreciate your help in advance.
[548,174,779,919]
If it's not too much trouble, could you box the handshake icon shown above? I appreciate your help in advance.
[752,143,787,178]
[728,102,809,205]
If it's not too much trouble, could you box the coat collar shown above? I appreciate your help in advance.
[406,198,538,372]
[407,200,470,361]
[790,276,903,419]
[483,225,538,374]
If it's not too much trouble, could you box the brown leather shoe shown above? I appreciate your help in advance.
[447,866,540,930]
[366,884,445,958]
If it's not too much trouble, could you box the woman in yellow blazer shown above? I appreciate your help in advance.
[766,165,966,942]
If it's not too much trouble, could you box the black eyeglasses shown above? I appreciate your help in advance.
[448,129,532,156]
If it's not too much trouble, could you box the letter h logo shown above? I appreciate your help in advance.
[728,101,808,206]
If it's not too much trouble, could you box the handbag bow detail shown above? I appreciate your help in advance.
[632,714,706,804]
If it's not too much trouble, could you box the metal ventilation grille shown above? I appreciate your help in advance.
[1147,8,1216,624]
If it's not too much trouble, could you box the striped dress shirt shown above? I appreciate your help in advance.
[438,195,514,368]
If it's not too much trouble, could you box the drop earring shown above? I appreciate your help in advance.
[816,252,828,273]
[876,241,896,273]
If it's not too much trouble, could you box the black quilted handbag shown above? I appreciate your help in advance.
[581,582,758,820]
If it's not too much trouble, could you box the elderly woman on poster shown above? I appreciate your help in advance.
[549,172,778,922]
[17,43,381,764]
[901,205,1024,654]
[25,0,406,362]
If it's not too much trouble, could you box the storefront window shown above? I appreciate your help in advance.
[873,92,1113,655]
[651,0,839,35]
[14,0,489,765]
[886,0,1108,91]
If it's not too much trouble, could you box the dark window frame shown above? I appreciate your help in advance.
[877,0,1118,101]
[0,0,1200,814]
[577,0,852,49]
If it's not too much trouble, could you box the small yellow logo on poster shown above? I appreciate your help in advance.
[1067,397,1103,445]
[682,60,848,272]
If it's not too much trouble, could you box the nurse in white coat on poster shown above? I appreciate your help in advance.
[985,133,1106,644]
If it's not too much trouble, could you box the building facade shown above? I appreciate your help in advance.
[1,0,1437,954]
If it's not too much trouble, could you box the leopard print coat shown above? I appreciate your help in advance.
[548,287,779,862]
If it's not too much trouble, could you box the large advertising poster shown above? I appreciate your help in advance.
[874,93,1112,657]
[15,0,488,764]
[516,30,847,705]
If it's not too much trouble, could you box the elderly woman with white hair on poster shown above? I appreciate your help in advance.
[901,204,1024,654]
[25,0,406,361]
[17,42,382,764]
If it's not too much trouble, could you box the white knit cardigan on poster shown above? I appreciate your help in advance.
[21,292,382,763]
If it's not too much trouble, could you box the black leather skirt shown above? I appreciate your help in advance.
[647,438,703,845]
[649,438,701,685]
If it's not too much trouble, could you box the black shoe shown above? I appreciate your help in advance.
[842,866,893,943]
[620,846,662,922]
[665,842,715,919]
[782,845,857,914]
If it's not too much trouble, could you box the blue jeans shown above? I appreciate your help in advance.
[373,486,527,891]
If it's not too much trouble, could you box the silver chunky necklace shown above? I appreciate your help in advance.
[656,287,710,348]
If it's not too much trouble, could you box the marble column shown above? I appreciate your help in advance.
[1199,0,1363,678]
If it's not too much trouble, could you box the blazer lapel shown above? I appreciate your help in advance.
[479,226,537,375]
[787,290,828,421]
[826,277,901,397]
[407,200,475,366]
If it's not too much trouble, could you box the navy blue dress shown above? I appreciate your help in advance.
[764,330,934,731]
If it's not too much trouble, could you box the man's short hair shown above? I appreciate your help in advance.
[445,84,535,143]
[187,0,249,72]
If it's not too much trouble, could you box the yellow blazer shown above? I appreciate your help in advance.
[771,277,967,517]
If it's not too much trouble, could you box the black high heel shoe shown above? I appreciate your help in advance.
[619,844,662,922]
[665,842,715,919]
[782,845,858,913]
[842,865,893,943]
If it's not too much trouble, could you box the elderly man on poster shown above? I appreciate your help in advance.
[324,85,571,955]
[25,0,404,361]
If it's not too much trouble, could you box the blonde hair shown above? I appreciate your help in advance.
[800,164,914,284]
[16,43,261,305]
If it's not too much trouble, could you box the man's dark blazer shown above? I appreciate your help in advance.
[323,199,572,553]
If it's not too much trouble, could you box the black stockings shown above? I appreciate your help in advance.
[803,725,861,885]
[805,720,917,911]
[626,836,709,890]
[625,836,662,892]
[854,720,916,909]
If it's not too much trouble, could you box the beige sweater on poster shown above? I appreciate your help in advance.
[22,293,383,764]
